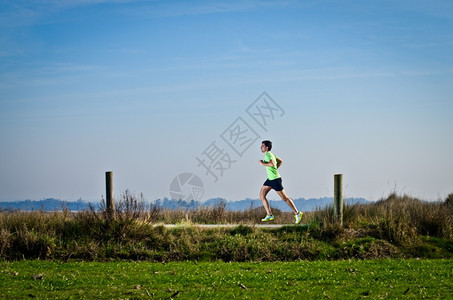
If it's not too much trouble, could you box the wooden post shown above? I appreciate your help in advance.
[106,171,114,219]
[334,174,343,226]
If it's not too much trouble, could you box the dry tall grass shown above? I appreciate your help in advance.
[1,192,451,261]
[306,193,452,243]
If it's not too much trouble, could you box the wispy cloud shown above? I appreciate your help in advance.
[400,0,453,19]
[119,0,297,18]
[0,0,147,27]
[402,40,453,48]
[0,62,103,89]
[0,0,296,28]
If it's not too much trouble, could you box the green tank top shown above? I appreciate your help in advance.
[264,151,280,180]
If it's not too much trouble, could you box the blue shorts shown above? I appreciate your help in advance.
[263,177,284,191]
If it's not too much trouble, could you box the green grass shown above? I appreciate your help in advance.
[1,259,451,299]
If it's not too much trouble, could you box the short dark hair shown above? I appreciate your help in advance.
[262,140,272,151]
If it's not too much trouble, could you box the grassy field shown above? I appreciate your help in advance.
[1,259,452,299]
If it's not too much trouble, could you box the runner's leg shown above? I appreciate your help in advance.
[276,189,298,214]
[259,185,273,215]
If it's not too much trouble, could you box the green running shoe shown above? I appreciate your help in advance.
[295,211,303,224]
[261,215,275,222]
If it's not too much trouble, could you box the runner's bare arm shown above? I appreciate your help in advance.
[276,157,283,168]
[258,160,274,167]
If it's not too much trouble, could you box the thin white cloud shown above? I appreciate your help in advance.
[119,0,297,18]
[0,62,104,89]
[400,68,453,76]
[402,39,453,48]
[0,0,150,27]
[0,0,296,28]
[399,0,453,19]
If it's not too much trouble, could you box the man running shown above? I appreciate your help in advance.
[258,140,303,224]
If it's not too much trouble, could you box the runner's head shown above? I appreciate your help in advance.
[261,140,272,151]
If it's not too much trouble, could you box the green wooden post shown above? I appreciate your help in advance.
[106,171,114,220]
[334,174,343,226]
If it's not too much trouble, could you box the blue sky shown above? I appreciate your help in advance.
[1,0,452,202]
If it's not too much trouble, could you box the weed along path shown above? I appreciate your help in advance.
[156,223,310,228]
